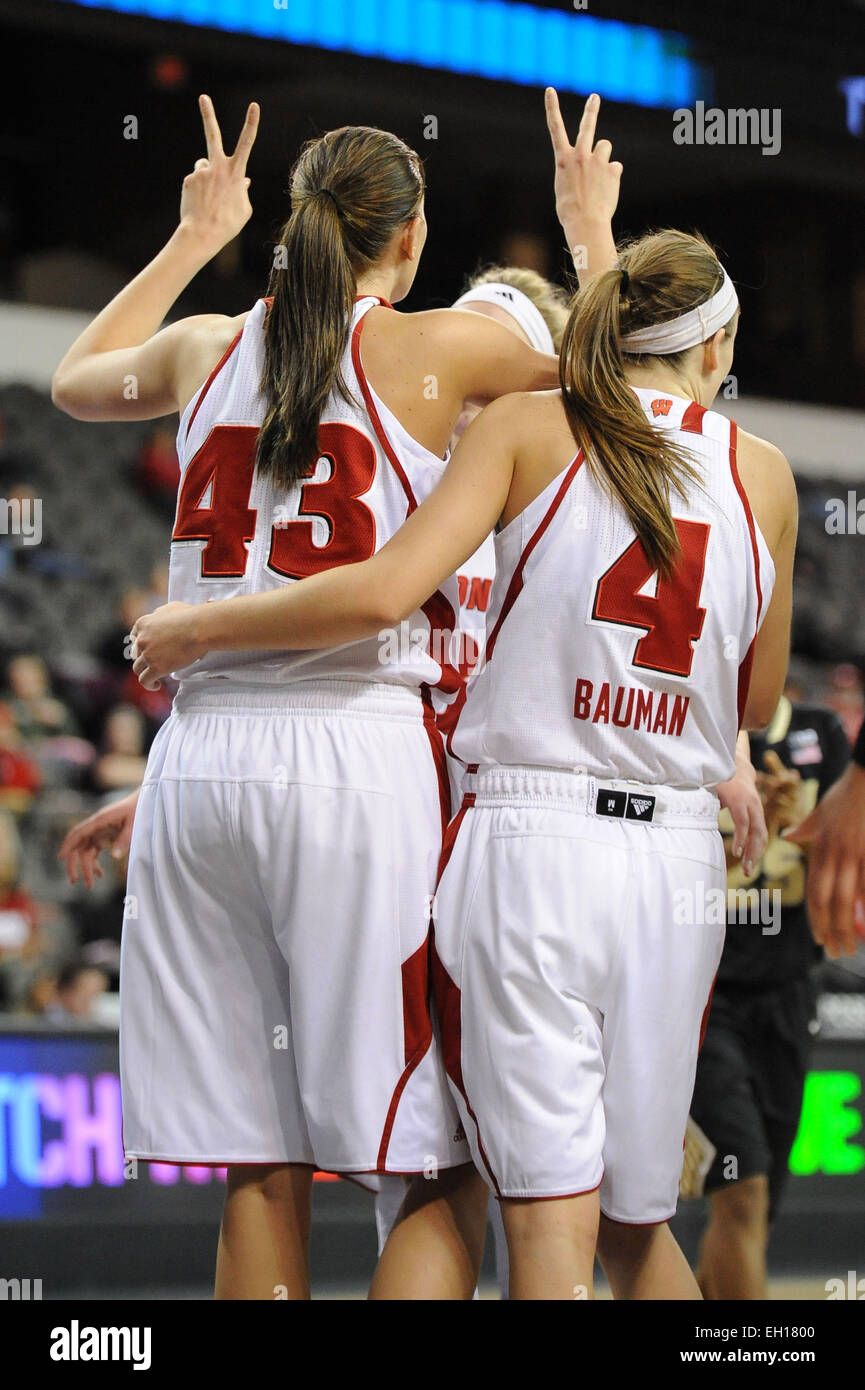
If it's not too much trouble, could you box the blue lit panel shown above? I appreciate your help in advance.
[59,0,710,110]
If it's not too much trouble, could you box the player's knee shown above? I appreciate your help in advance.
[225,1161,298,1201]
[503,1195,597,1249]
[402,1161,484,1215]
[597,1213,663,1265]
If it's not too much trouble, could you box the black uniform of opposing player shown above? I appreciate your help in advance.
[691,697,850,1299]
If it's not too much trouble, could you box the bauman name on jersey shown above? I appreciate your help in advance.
[574,677,690,736]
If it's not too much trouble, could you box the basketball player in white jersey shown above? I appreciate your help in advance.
[51,94,561,1299]
[132,219,796,1299]
[373,265,569,1272]
[446,270,568,716]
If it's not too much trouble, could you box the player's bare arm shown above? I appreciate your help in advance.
[131,396,523,686]
[358,304,558,455]
[429,308,559,403]
[51,94,259,421]
[545,89,620,284]
[736,430,798,729]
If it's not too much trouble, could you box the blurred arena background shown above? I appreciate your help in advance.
[0,0,863,1299]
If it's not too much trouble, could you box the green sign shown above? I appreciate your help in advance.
[790,1071,865,1176]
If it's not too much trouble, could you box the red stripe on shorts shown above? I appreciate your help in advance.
[421,685,452,843]
[376,935,435,1171]
[430,922,502,1199]
[428,795,502,1195]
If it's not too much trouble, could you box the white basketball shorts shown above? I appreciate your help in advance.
[431,766,726,1222]
[120,678,469,1174]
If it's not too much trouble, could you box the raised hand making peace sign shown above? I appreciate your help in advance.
[544,89,621,280]
[179,94,260,255]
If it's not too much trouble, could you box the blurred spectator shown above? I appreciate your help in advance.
[44,960,110,1023]
[4,653,78,739]
[822,662,864,746]
[498,230,552,277]
[135,425,180,521]
[74,846,129,954]
[24,971,60,1015]
[0,810,38,1008]
[99,569,177,733]
[95,586,149,677]
[0,809,73,1011]
[0,703,42,813]
[143,559,170,612]
[118,664,174,734]
[0,480,41,578]
[3,653,95,788]
[91,704,148,794]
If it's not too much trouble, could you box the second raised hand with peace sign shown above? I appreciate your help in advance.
[180,94,260,256]
[52,93,261,423]
[544,89,621,284]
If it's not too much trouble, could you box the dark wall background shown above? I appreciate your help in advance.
[0,0,864,407]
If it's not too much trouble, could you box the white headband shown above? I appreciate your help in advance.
[453,282,555,355]
[620,268,739,356]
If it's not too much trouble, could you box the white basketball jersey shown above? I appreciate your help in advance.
[456,535,496,662]
[169,296,461,694]
[433,533,497,742]
[451,388,775,788]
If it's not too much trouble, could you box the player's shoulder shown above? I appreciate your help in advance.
[361,306,461,358]
[172,311,249,376]
[406,306,517,348]
[735,427,793,482]
[183,310,249,354]
[735,427,797,523]
[475,388,564,434]
[174,312,250,417]
[404,306,477,342]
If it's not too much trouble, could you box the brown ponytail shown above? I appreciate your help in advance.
[560,230,736,577]
[258,126,424,489]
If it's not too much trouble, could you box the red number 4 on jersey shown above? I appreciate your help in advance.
[592,518,710,678]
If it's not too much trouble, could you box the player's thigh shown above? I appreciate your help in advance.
[434,810,632,1198]
[264,721,438,1057]
[600,829,727,1223]
[122,773,302,1161]
[257,712,454,1168]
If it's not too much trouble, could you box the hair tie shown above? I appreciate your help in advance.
[619,267,630,292]
[316,187,343,216]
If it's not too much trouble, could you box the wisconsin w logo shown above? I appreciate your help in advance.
[651,398,673,417]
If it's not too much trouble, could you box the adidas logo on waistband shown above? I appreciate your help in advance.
[596,790,657,823]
